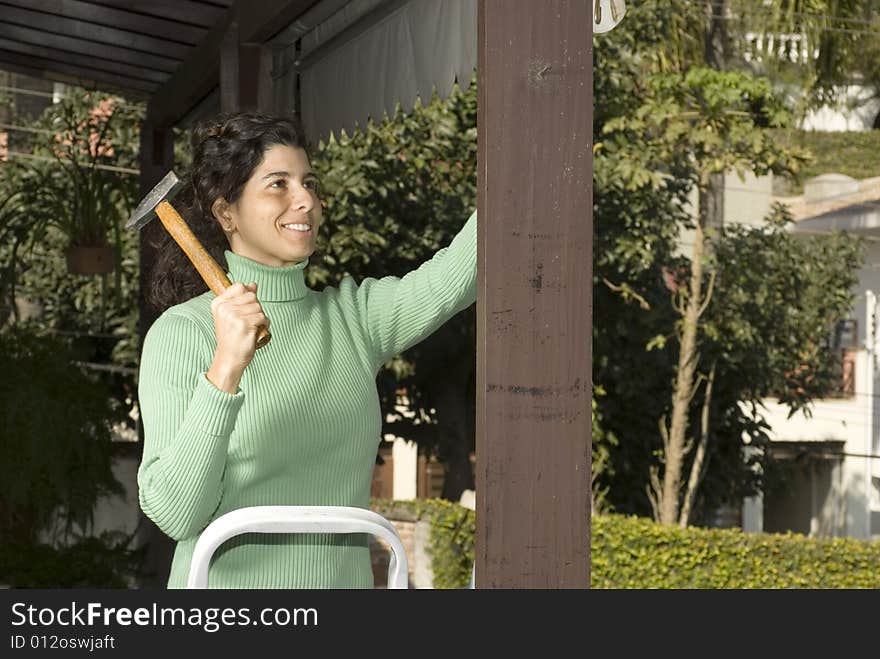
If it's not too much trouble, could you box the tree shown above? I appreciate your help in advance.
[602,68,818,525]
[593,4,865,526]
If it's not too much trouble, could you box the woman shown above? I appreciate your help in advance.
[137,112,477,588]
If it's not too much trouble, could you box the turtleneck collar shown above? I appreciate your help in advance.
[224,250,310,302]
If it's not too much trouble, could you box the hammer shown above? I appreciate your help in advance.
[127,171,272,348]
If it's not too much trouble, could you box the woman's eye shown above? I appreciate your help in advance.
[305,178,321,193]
[269,179,286,189]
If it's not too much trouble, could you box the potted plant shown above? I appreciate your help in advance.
[12,93,138,276]
[49,97,123,274]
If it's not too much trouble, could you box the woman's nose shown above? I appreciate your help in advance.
[291,183,314,212]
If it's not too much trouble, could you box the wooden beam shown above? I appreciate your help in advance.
[234,0,319,43]
[90,0,228,29]
[219,21,240,113]
[0,49,157,95]
[0,0,207,45]
[220,20,273,113]
[0,4,191,59]
[240,44,274,111]
[0,60,151,101]
[0,37,169,85]
[475,0,592,588]
[0,22,180,73]
[135,120,176,587]
[145,7,235,127]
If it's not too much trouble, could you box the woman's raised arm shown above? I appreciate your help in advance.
[354,209,477,369]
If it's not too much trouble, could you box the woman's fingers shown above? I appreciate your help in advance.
[209,281,270,373]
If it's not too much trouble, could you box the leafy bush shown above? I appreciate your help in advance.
[0,327,128,543]
[0,531,145,588]
[592,513,880,588]
[371,497,474,589]
[0,327,143,587]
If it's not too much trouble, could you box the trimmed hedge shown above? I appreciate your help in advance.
[592,513,880,588]
[369,502,880,588]
[772,129,880,194]
[370,497,474,589]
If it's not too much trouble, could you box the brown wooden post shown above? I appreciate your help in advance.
[221,20,273,113]
[475,0,592,588]
[135,120,175,587]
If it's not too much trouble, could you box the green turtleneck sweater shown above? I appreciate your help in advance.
[137,210,476,588]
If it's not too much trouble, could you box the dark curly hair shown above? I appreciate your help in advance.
[146,112,312,313]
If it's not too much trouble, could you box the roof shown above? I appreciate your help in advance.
[779,174,880,231]
[0,0,477,141]
[0,0,234,99]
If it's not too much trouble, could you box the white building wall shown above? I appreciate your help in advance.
[757,286,880,539]
[391,437,418,500]
[676,170,774,259]
[385,396,421,501]
[800,85,880,132]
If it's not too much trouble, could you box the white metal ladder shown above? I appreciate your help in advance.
[186,505,409,589]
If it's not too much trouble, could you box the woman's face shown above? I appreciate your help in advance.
[213,144,322,267]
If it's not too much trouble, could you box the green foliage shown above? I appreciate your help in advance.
[591,513,880,588]
[0,87,143,401]
[599,67,810,193]
[591,385,618,515]
[2,91,142,247]
[310,76,476,288]
[371,497,474,589]
[0,531,145,588]
[0,87,144,588]
[0,328,128,545]
[312,77,478,498]
[708,205,864,414]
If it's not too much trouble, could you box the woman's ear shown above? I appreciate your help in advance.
[211,197,234,233]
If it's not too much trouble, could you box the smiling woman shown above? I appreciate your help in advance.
[146,113,319,309]
[210,144,322,268]
[136,111,477,589]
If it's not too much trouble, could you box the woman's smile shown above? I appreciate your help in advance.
[280,221,313,235]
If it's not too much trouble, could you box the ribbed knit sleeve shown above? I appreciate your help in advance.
[355,209,477,368]
[137,311,245,541]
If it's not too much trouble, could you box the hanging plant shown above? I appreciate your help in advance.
[14,94,136,275]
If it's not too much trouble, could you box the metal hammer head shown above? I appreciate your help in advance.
[126,170,185,231]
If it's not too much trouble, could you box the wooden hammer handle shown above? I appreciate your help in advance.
[155,200,272,349]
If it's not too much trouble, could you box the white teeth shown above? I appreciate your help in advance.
[283,223,310,231]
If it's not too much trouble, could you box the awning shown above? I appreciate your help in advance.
[270,0,477,142]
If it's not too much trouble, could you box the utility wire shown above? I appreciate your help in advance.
[0,122,55,136]
[0,85,143,109]
[0,150,139,175]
